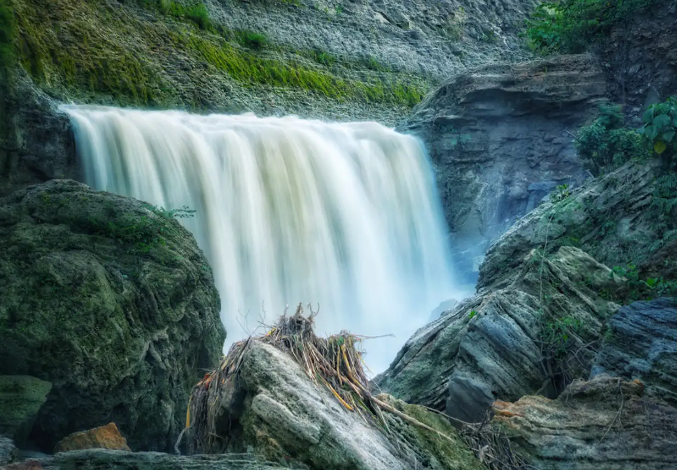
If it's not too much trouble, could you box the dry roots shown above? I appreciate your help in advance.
[185,303,459,454]
[461,414,539,470]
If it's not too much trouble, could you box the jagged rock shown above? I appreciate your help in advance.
[187,340,483,470]
[603,0,677,123]
[492,374,677,470]
[8,450,290,470]
[478,161,676,293]
[55,423,131,453]
[401,54,606,280]
[0,376,52,445]
[0,70,77,197]
[0,180,226,451]
[374,246,624,422]
[0,436,17,466]
[592,297,677,405]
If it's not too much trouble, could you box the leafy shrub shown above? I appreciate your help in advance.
[523,0,656,54]
[639,96,677,168]
[239,32,268,50]
[576,104,650,176]
[315,51,336,67]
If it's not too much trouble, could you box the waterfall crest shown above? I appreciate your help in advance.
[64,105,459,372]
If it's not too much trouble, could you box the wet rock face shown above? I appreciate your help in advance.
[492,374,677,470]
[0,180,225,451]
[0,436,17,466]
[374,246,624,423]
[593,297,677,405]
[0,71,77,197]
[400,54,606,280]
[603,0,677,122]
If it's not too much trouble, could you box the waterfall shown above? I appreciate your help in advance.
[64,105,461,372]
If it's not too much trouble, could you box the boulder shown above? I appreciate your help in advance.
[54,423,130,453]
[593,297,677,405]
[492,374,677,470]
[0,376,52,445]
[0,436,17,466]
[186,340,484,470]
[0,180,226,451]
[374,246,624,423]
[401,54,606,280]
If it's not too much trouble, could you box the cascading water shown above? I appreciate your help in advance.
[64,105,461,372]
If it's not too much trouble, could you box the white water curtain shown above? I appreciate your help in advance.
[64,105,459,372]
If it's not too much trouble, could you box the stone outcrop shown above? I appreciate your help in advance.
[400,54,606,280]
[187,340,484,470]
[492,374,677,470]
[593,297,677,406]
[54,423,131,453]
[0,180,226,451]
[478,161,676,292]
[603,0,677,122]
[374,246,624,423]
[0,376,52,445]
[0,71,77,197]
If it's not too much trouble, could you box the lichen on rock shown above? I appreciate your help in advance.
[0,179,225,451]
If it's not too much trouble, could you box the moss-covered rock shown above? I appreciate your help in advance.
[0,375,52,445]
[188,340,485,470]
[0,179,225,452]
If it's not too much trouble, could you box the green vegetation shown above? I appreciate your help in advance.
[238,31,268,50]
[185,34,424,106]
[576,104,651,176]
[0,0,14,71]
[640,96,677,168]
[540,315,582,361]
[523,0,656,54]
[549,183,571,202]
[138,0,211,29]
[8,0,427,110]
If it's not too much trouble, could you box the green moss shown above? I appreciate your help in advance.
[186,34,424,106]
[9,0,427,109]
[383,396,485,469]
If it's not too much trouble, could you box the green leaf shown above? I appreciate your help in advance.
[663,130,676,143]
[654,114,672,130]
[655,140,668,154]
[646,125,659,141]
[643,108,654,124]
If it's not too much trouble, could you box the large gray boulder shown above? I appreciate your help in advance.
[0,376,52,445]
[374,246,624,422]
[491,374,677,470]
[593,297,677,405]
[186,340,484,470]
[400,54,606,280]
[0,180,226,451]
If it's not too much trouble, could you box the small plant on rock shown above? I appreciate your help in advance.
[575,104,650,176]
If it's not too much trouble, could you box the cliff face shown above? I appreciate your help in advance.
[2,0,537,123]
[399,54,606,280]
